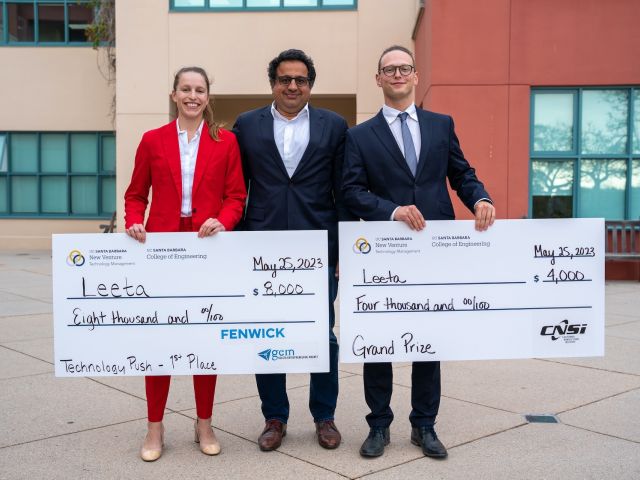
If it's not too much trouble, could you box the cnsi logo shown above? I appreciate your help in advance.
[540,319,587,342]
[353,237,371,254]
[67,249,85,267]
[257,348,295,361]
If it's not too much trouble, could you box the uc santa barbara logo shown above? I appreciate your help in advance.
[67,249,85,267]
[353,237,371,254]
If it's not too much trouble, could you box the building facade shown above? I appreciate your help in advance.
[0,0,418,247]
[413,0,640,278]
[0,0,114,247]
[1,0,639,277]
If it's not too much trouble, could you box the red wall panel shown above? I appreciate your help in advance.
[431,0,511,85]
[428,86,509,220]
[510,0,640,85]
[414,0,640,278]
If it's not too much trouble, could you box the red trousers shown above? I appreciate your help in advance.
[145,217,217,422]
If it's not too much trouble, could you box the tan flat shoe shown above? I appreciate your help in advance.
[194,419,221,456]
[140,423,164,462]
[140,445,162,462]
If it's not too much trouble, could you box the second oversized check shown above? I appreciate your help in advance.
[339,219,604,363]
[53,231,328,377]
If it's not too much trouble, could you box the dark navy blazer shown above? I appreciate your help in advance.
[233,105,355,266]
[342,108,491,221]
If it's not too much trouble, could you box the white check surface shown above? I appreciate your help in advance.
[339,219,604,363]
[52,231,328,377]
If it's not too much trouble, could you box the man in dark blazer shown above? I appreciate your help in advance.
[342,45,496,459]
[233,49,353,452]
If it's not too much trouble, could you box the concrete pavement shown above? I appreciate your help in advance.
[0,250,638,479]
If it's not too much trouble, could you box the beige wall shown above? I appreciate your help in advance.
[168,11,358,96]
[0,48,113,131]
[1,0,418,248]
[0,47,114,249]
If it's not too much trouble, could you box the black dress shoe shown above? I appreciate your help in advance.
[359,427,390,457]
[411,426,448,458]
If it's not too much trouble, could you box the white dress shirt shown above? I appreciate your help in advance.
[382,103,421,160]
[271,102,310,177]
[176,120,204,217]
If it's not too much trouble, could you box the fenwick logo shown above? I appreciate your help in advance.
[540,319,587,341]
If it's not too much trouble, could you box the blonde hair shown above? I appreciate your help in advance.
[173,66,221,141]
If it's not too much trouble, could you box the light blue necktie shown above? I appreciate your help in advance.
[398,112,417,176]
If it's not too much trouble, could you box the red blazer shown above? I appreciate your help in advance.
[125,121,247,232]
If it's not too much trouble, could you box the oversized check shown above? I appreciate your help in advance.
[52,231,328,376]
[339,219,604,363]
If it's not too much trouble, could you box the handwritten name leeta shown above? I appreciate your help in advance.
[361,269,406,284]
[82,276,149,298]
[352,332,435,359]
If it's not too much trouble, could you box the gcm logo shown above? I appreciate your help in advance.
[67,249,85,267]
[353,237,371,254]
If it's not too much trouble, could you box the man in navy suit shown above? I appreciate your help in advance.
[342,45,496,459]
[233,49,352,452]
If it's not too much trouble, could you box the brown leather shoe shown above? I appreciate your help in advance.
[258,420,287,451]
[315,420,341,449]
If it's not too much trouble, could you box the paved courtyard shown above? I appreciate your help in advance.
[0,250,638,479]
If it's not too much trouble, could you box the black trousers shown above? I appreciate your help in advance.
[363,361,441,428]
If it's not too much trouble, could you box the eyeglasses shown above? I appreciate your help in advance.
[277,76,311,87]
[379,64,415,77]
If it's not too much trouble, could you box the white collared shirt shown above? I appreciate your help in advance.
[382,103,422,160]
[176,120,204,217]
[271,102,310,177]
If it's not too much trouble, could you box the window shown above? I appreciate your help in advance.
[1,0,94,45]
[170,0,356,10]
[0,132,115,217]
[531,88,640,220]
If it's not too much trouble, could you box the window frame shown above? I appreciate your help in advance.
[0,131,116,218]
[169,0,357,12]
[529,86,640,220]
[0,0,95,46]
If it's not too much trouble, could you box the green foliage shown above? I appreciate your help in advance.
[83,0,115,51]
[82,0,116,123]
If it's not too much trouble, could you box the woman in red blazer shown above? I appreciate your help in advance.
[124,66,246,461]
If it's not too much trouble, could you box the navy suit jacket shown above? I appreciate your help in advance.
[233,105,355,266]
[342,108,490,221]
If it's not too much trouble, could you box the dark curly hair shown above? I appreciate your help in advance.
[267,49,316,88]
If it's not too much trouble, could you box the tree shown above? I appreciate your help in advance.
[85,0,116,123]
